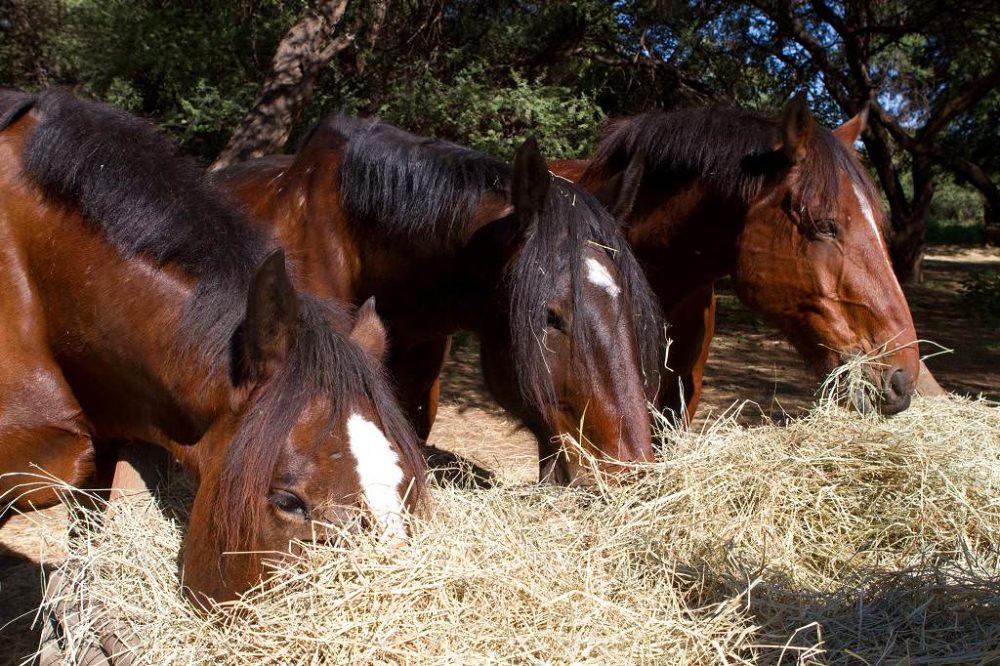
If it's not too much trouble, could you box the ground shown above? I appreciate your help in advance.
[1,246,998,665]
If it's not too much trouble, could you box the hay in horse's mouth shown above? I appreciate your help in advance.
[33,395,1000,665]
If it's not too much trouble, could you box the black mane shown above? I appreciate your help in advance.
[314,115,664,406]
[18,88,269,362]
[6,89,425,550]
[325,115,511,251]
[591,107,884,227]
[0,88,35,130]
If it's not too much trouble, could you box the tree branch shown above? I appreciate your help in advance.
[211,0,354,171]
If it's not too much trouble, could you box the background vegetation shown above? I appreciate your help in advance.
[1,0,997,279]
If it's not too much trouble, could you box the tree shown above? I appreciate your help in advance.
[211,0,388,170]
[748,0,1000,281]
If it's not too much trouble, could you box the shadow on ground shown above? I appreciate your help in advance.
[0,545,51,665]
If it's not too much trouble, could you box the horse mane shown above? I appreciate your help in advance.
[0,88,36,130]
[310,115,664,405]
[10,89,425,553]
[321,114,511,251]
[589,107,886,231]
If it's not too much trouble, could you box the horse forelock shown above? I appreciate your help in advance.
[213,298,425,556]
[795,128,886,231]
[507,182,664,412]
[830,137,889,238]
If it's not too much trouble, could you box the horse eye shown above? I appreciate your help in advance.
[268,490,308,519]
[546,307,566,333]
[813,218,839,239]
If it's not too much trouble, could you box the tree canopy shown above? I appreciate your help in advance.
[2,0,996,278]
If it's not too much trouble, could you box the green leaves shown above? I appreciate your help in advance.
[369,61,605,159]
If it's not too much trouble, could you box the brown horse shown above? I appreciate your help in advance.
[213,117,664,484]
[552,97,920,420]
[0,89,425,604]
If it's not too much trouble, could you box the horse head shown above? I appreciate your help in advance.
[182,251,425,603]
[470,138,662,484]
[734,97,919,414]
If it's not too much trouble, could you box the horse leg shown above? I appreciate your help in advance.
[389,336,452,440]
[389,337,494,486]
[658,284,716,426]
[915,359,947,396]
[536,430,572,485]
[35,441,166,666]
[99,441,172,503]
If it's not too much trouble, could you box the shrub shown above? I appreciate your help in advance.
[959,269,1000,328]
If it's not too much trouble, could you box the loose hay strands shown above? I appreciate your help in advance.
[35,394,1000,665]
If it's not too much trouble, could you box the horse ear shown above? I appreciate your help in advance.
[350,297,388,364]
[833,104,869,147]
[512,136,551,219]
[780,94,814,164]
[238,249,299,382]
[593,151,645,222]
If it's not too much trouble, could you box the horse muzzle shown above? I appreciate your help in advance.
[879,366,914,415]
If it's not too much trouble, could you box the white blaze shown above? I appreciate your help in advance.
[346,413,406,538]
[852,182,907,302]
[585,257,621,298]
[852,182,883,246]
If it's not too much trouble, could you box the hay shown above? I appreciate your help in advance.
[36,395,1000,665]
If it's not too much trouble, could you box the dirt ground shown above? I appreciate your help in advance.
[1,246,998,665]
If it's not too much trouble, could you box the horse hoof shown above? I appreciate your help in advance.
[419,445,496,489]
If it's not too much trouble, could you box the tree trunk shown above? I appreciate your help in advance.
[210,0,355,171]
[889,212,927,284]
[888,155,935,284]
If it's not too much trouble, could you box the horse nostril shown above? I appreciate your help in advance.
[880,368,913,415]
[888,368,912,398]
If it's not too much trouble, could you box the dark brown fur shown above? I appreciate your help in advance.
[214,116,665,484]
[0,89,425,603]
[555,98,919,420]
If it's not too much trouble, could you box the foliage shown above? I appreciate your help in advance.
[367,61,605,159]
[0,0,996,236]
[1,0,300,157]
[959,270,1000,328]
[926,177,986,244]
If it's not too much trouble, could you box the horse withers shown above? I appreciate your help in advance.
[554,96,920,420]
[0,89,425,604]
[214,118,665,485]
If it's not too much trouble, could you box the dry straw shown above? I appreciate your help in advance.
[31,386,1000,664]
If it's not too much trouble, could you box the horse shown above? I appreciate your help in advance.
[0,88,426,604]
[551,96,921,420]
[212,116,665,485]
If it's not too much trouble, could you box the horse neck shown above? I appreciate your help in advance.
[316,159,506,337]
[219,152,364,308]
[221,145,505,339]
[18,200,234,456]
[581,167,743,307]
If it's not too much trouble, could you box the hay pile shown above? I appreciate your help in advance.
[38,396,1000,664]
